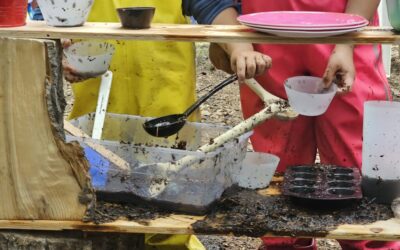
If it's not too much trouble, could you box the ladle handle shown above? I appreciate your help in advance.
[183,75,238,117]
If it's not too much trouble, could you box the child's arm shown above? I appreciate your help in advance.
[184,1,271,82]
[345,0,381,19]
[323,0,381,92]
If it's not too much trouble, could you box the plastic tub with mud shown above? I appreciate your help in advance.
[67,113,252,214]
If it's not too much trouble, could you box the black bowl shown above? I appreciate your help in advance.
[117,7,155,29]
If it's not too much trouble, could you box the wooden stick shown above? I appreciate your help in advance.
[169,102,297,172]
[64,121,129,171]
[0,217,398,241]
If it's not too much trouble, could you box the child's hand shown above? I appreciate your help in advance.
[230,48,272,83]
[322,45,355,93]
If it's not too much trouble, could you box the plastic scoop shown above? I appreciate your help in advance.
[143,74,238,137]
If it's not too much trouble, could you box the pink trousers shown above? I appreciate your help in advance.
[241,1,397,249]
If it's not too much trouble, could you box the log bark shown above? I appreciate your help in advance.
[0,38,94,220]
[0,230,144,250]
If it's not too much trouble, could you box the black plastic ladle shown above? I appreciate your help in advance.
[143,74,238,137]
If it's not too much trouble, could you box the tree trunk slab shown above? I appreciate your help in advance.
[0,38,93,220]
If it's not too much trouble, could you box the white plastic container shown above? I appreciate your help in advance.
[64,41,115,77]
[231,152,279,189]
[37,0,94,27]
[284,76,337,116]
[68,113,253,213]
[362,101,400,204]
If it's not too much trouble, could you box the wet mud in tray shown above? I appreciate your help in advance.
[192,188,393,238]
[84,200,172,225]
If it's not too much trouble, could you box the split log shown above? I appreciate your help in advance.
[0,38,94,220]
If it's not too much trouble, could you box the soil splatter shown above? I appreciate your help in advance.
[192,188,393,237]
[83,200,171,225]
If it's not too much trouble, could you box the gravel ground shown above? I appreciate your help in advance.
[64,43,399,250]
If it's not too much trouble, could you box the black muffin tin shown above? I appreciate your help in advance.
[283,165,362,201]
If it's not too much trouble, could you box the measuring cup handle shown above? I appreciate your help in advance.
[184,74,238,117]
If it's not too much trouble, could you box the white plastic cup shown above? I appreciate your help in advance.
[362,101,400,203]
[231,152,280,189]
[284,76,337,116]
[37,0,94,27]
[64,41,115,77]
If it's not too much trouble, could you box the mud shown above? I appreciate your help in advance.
[85,186,393,237]
[83,200,172,225]
[171,140,188,150]
[362,176,400,204]
[192,188,393,238]
[95,190,215,215]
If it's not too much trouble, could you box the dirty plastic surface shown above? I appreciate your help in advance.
[64,41,115,77]
[284,76,337,116]
[68,113,252,213]
[283,165,362,201]
[362,101,400,204]
[37,0,94,27]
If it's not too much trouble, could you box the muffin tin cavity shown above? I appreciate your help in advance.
[283,164,362,200]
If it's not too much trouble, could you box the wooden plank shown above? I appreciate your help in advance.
[0,168,397,240]
[0,22,399,44]
[0,230,144,249]
[0,38,93,220]
[64,121,130,171]
[326,219,400,241]
[0,218,399,241]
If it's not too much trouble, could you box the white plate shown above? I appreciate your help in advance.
[251,26,363,38]
[240,20,368,31]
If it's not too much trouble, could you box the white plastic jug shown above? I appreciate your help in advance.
[362,101,400,204]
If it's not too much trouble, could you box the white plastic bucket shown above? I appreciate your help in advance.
[362,101,400,203]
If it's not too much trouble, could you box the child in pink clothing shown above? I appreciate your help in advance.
[210,0,399,249]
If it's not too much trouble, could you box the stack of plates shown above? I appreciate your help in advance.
[237,11,369,38]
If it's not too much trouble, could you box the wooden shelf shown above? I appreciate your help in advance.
[0,213,399,241]
[0,22,399,44]
[0,176,398,241]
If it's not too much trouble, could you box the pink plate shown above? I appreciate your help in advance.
[250,26,363,38]
[240,20,369,31]
[237,11,368,28]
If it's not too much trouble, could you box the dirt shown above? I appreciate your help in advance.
[83,200,171,225]
[192,188,393,238]
[84,186,392,249]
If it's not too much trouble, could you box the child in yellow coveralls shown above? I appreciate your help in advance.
[60,0,237,249]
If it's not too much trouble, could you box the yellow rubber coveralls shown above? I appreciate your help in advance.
[69,1,203,249]
[69,0,197,119]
